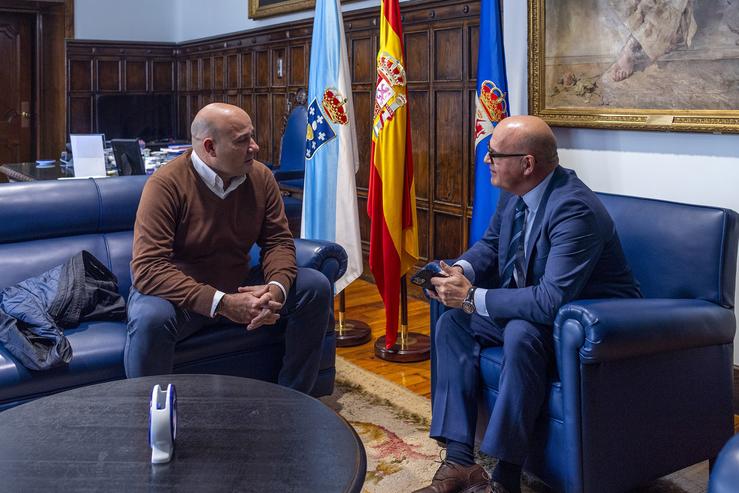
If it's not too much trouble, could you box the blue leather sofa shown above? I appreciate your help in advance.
[0,176,347,411]
[429,193,738,493]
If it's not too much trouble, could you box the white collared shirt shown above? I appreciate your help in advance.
[190,149,247,199]
[190,149,286,317]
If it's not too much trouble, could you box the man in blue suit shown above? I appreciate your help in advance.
[414,116,641,493]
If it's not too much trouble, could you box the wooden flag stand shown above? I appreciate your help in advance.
[335,291,372,347]
[374,275,430,362]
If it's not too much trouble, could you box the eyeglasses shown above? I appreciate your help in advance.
[487,151,529,163]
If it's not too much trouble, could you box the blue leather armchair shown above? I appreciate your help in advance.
[429,193,738,493]
[0,176,347,410]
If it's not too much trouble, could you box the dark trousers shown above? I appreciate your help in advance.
[429,309,554,464]
[124,267,330,395]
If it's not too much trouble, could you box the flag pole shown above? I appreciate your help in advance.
[335,290,372,347]
[374,275,430,362]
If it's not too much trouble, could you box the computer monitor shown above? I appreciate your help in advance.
[111,139,145,176]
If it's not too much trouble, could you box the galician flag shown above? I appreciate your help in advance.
[367,0,419,349]
[470,0,509,245]
[302,0,362,294]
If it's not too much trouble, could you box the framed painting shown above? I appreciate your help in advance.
[249,0,315,19]
[528,0,739,133]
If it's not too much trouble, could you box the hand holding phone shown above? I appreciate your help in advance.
[410,263,447,290]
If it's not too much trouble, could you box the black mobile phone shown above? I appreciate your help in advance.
[410,265,446,290]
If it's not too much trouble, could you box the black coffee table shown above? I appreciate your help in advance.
[0,374,366,492]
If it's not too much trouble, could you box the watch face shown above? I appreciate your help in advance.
[462,301,474,314]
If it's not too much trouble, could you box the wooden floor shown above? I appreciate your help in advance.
[335,278,739,433]
[335,278,432,399]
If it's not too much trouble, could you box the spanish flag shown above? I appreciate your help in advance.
[367,0,419,349]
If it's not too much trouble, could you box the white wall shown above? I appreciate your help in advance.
[503,0,739,363]
[75,0,403,43]
[74,0,178,42]
[174,0,392,43]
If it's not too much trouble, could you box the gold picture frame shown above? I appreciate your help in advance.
[249,0,316,19]
[528,0,739,134]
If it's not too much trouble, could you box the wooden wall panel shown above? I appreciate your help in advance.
[417,207,429,261]
[434,28,463,81]
[468,25,479,82]
[214,56,224,90]
[240,92,254,118]
[126,60,147,92]
[68,96,91,133]
[96,59,120,92]
[227,54,239,89]
[189,58,199,91]
[351,37,373,84]
[178,95,189,138]
[201,57,212,90]
[289,45,306,87]
[242,52,253,88]
[153,61,173,92]
[434,212,463,261]
[271,93,287,165]
[353,90,373,191]
[178,61,187,91]
[255,50,269,87]
[254,93,271,163]
[68,59,91,92]
[434,91,464,205]
[408,90,429,201]
[404,31,429,83]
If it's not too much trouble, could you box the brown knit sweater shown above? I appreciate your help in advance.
[131,150,296,316]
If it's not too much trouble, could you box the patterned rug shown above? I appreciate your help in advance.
[321,356,710,493]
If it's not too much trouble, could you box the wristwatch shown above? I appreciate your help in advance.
[462,287,476,314]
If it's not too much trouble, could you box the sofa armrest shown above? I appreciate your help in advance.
[294,238,347,284]
[554,298,736,365]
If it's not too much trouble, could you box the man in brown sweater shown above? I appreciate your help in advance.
[125,102,330,394]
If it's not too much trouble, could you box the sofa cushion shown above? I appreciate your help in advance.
[480,346,563,422]
[0,180,100,244]
[0,235,110,291]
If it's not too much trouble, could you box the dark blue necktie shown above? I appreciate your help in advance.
[501,198,527,289]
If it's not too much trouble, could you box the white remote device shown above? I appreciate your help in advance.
[149,383,177,464]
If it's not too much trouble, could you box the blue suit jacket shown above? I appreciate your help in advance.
[459,166,641,325]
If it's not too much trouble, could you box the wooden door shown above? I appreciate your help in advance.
[0,12,34,169]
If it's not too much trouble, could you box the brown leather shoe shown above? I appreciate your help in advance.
[412,461,490,493]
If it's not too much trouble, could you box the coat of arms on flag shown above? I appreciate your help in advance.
[474,80,507,146]
[372,52,407,138]
[305,88,350,160]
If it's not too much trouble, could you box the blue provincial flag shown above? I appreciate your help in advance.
[470,0,509,245]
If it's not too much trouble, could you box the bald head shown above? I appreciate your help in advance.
[191,103,250,144]
[496,115,559,171]
[486,115,559,195]
[190,103,259,182]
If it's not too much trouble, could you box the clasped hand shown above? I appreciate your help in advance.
[220,284,284,330]
[428,261,472,309]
